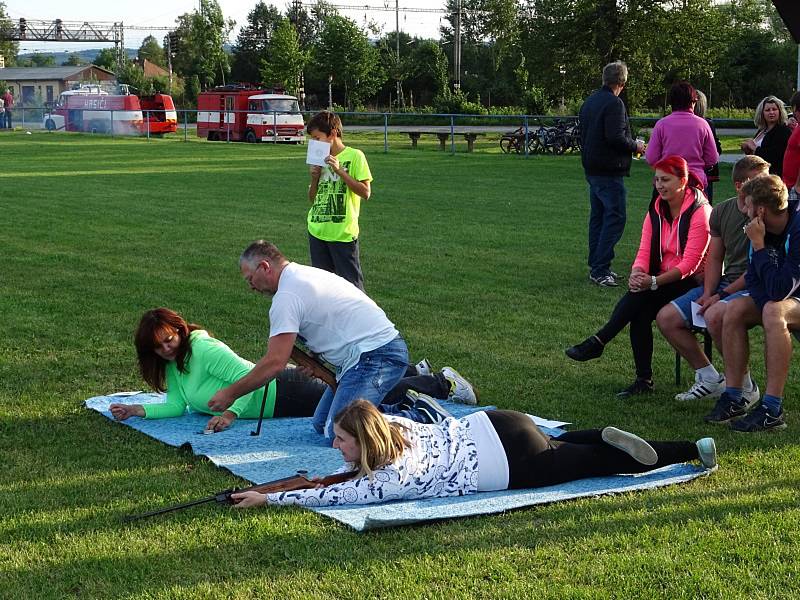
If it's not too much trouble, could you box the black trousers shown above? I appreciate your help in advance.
[486,410,697,489]
[595,278,697,379]
[382,371,451,405]
[308,233,365,291]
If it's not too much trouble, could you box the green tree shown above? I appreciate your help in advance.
[30,53,57,67]
[231,1,283,83]
[404,40,449,106]
[138,35,166,68]
[173,0,235,90]
[0,2,18,66]
[312,14,384,108]
[62,52,86,66]
[260,18,307,94]
[93,48,118,71]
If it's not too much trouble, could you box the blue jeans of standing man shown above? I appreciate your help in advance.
[312,336,410,443]
[586,175,627,278]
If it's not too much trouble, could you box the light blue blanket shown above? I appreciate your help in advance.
[86,392,712,530]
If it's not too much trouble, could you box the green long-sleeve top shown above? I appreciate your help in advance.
[143,330,276,419]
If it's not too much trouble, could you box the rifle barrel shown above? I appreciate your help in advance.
[122,492,229,522]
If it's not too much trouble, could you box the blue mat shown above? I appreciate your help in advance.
[86,392,713,530]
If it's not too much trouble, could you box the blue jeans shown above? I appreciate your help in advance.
[586,175,627,277]
[312,336,409,443]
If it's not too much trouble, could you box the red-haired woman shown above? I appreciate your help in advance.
[566,156,712,397]
[110,308,478,432]
[110,308,327,432]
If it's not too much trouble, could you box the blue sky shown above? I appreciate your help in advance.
[7,0,446,53]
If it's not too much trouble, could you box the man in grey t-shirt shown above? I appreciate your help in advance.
[656,156,770,401]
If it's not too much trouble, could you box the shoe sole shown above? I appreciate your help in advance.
[601,427,658,465]
[616,387,654,399]
[675,388,724,402]
[414,394,452,423]
[704,409,748,425]
[696,439,717,469]
[730,422,787,433]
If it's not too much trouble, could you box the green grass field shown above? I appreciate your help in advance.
[2,131,799,599]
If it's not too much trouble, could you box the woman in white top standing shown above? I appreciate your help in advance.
[231,400,717,508]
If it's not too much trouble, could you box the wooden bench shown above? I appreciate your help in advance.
[406,131,483,152]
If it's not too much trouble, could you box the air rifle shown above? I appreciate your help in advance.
[123,469,357,522]
[290,339,337,391]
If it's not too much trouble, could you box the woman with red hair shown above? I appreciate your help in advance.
[566,156,712,397]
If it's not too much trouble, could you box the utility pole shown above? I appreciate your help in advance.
[396,0,402,109]
[453,0,461,91]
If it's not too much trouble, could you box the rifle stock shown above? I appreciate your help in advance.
[290,341,337,390]
[123,470,357,522]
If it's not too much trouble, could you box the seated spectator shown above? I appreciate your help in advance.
[656,156,769,402]
[645,81,719,194]
[741,95,791,176]
[566,156,711,397]
[704,175,800,431]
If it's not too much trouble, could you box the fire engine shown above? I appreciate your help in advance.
[197,84,305,143]
[43,85,178,135]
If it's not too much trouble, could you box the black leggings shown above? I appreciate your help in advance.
[595,278,697,379]
[486,410,698,489]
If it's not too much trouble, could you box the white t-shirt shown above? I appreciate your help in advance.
[269,263,399,377]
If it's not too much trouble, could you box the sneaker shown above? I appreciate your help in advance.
[703,392,753,424]
[413,393,453,425]
[616,378,654,399]
[675,373,725,402]
[589,272,618,287]
[601,426,658,465]
[441,366,477,405]
[395,390,417,412]
[695,437,718,469]
[415,358,433,376]
[609,271,621,280]
[743,380,761,405]
[566,336,604,361]
[730,404,787,432]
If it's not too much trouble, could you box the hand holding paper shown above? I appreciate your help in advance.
[306,139,331,167]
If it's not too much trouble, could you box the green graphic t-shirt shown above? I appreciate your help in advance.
[307,146,373,242]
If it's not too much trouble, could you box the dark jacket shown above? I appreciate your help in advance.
[755,123,792,176]
[579,86,638,177]
[745,199,800,310]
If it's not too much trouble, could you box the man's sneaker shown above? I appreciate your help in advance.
[441,366,477,405]
[609,271,621,280]
[730,404,787,432]
[743,381,761,405]
[616,378,654,399]
[566,336,604,361]
[695,437,717,469]
[395,390,417,412]
[601,426,658,465]
[589,272,618,287]
[675,373,725,402]
[415,358,433,376]
[703,392,753,424]
[413,393,453,425]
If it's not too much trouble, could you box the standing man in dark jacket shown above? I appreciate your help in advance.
[579,61,644,287]
[2,88,12,129]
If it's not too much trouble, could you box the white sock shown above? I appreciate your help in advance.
[697,364,720,382]
[743,372,755,391]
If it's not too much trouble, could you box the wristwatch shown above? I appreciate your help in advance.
[650,276,658,291]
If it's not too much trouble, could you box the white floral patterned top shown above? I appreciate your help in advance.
[265,416,479,507]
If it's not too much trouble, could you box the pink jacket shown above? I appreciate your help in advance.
[645,110,719,188]
[632,187,711,277]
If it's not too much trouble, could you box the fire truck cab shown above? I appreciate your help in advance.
[197,84,305,143]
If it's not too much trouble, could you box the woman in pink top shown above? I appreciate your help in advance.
[645,81,719,191]
[566,156,712,398]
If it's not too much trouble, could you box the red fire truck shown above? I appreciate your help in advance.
[43,85,178,135]
[197,84,305,143]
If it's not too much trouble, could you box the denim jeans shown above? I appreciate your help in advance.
[586,175,627,277]
[312,335,409,443]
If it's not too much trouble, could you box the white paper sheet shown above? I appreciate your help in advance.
[691,301,707,328]
[306,139,331,166]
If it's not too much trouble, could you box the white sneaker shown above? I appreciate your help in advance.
[675,373,725,402]
[441,366,477,405]
[743,381,761,406]
[415,358,433,376]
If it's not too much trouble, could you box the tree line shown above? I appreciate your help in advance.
[1,0,797,112]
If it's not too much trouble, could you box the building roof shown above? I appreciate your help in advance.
[0,65,115,80]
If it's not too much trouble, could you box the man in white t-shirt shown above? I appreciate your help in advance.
[208,240,413,442]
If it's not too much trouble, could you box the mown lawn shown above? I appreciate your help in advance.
[2,131,799,599]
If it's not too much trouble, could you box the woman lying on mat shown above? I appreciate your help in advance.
[110,308,478,432]
[230,399,717,508]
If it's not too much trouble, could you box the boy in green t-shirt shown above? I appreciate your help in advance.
[306,111,373,290]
